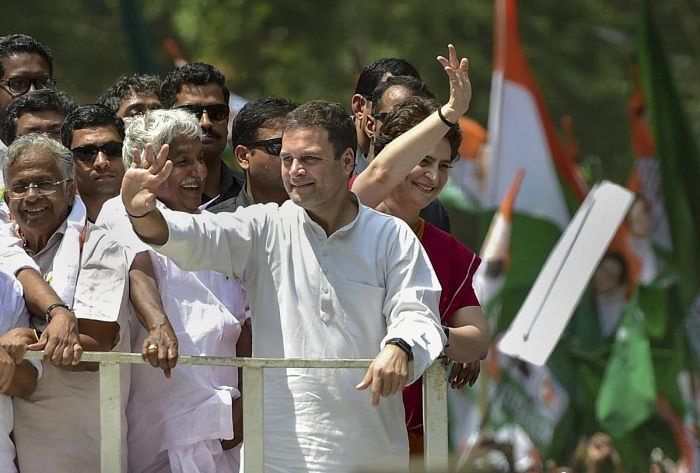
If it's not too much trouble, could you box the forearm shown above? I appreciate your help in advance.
[444,324,489,363]
[353,106,459,208]
[129,209,169,246]
[5,361,37,399]
[16,268,66,317]
[445,306,490,363]
[129,253,168,332]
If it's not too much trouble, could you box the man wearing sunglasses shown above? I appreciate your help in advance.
[209,96,296,213]
[161,63,245,209]
[61,104,178,376]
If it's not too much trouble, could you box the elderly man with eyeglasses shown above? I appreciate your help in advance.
[2,133,135,473]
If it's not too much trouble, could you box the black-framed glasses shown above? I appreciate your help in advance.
[6,179,71,199]
[0,77,57,96]
[242,137,282,156]
[71,141,123,164]
[175,103,229,122]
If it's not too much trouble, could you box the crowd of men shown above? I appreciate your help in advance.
[0,33,489,473]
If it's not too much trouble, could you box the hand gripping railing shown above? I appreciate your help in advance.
[24,352,449,472]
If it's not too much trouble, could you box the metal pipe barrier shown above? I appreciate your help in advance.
[24,351,449,472]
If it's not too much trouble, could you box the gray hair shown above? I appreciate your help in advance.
[3,133,74,183]
[122,109,202,167]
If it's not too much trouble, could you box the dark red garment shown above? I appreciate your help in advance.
[403,222,481,435]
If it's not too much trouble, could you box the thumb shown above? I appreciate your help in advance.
[356,365,374,390]
[27,332,48,351]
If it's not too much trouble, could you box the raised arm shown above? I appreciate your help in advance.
[352,44,471,208]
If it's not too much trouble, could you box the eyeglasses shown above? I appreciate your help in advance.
[0,77,57,96]
[372,112,389,122]
[6,179,70,199]
[242,137,282,156]
[71,141,123,164]
[175,103,229,122]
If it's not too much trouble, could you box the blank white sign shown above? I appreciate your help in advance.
[498,181,634,366]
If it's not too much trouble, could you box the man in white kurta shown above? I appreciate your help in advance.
[0,268,32,473]
[121,100,446,472]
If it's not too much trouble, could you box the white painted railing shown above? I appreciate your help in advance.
[25,351,449,472]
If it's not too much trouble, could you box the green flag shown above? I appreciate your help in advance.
[596,290,657,437]
[638,0,700,310]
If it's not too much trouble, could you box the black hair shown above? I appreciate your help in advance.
[1,89,75,144]
[373,96,462,161]
[231,96,297,147]
[98,74,162,113]
[160,63,229,108]
[285,100,356,160]
[61,104,125,148]
[354,58,421,97]
[0,34,54,78]
[601,252,629,285]
[370,75,434,113]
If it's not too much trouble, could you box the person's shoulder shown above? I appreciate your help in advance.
[207,196,239,214]
[423,222,479,263]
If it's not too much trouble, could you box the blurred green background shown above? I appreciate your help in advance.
[3,0,698,184]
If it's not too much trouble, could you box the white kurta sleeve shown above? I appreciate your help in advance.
[152,203,275,281]
[380,224,446,385]
[0,213,39,276]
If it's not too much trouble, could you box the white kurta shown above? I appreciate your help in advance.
[99,197,248,473]
[12,210,134,473]
[149,198,446,472]
[0,269,29,473]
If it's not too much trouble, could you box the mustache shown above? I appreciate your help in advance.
[202,128,222,140]
[180,176,202,187]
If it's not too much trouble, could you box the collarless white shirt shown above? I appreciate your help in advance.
[149,197,446,472]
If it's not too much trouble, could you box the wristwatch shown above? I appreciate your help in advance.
[385,338,413,361]
[44,302,72,325]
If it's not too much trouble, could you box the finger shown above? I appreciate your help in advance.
[72,343,83,365]
[42,336,57,363]
[61,345,73,366]
[50,340,65,365]
[0,366,13,393]
[149,160,173,186]
[142,143,155,168]
[355,367,373,390]
[153,144,170,172]
[131,148,143,169]
[158,344,169,372]
[371,375,383,406]
[460,57,469,75]
[163,367,171,379]
[28,331,48,352]
[437,55,450,69]
[167,345,178,370]
[448,43,458,67]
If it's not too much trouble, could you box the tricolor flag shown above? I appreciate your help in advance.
[486,0,587,230]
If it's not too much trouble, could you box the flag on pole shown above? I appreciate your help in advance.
[638,0,700,310]
[486,0,587,229]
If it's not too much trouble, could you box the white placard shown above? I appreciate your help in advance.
[498,181,634,366]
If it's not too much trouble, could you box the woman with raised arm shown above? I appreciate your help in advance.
[352,44,489,453]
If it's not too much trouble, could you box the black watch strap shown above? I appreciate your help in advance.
[45,302,71,325]
[385,338,413,361]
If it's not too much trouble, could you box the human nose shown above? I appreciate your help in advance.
[94,151,110,169]
[200,110,212,129]
[289,158,306,176]
[24,184,40,201]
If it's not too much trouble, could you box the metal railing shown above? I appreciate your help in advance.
[25,351,449,472]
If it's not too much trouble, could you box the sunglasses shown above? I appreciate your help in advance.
[6,179,70,199]
[0,77,57,96]
[175,103,229,122]
[71,141,123,164]
[243,137,282,156]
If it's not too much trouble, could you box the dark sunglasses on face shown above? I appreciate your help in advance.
[71,141,123,164]
[175,103,229,122]
[242,137,283,156]
[0,77,57,96]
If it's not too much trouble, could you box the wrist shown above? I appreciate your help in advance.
[45,303,74,325]
[385,338,413,361]
[127,208,153,219]
[439,105,460,127]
